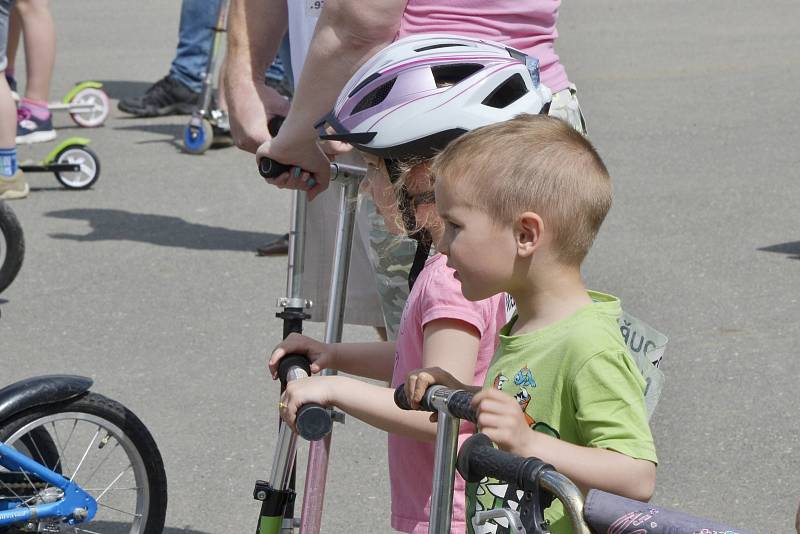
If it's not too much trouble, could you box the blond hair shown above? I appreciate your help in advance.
[431,114,612,265]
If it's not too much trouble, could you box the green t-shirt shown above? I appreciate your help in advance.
[466,291,658,534]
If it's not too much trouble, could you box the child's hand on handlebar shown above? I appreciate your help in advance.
[268,333,337,379]
[471,388,535,457]
[279,376,336,431]
[404,367,465,410]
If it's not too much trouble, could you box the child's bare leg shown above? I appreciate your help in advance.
[13,0,56,143]
[15,0,55,102]
[1,0,27,200]
[6,7,21,80]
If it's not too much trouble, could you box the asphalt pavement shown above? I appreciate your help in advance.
[1,1,798,532]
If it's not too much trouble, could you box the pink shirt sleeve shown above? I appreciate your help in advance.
[418,264,490,336]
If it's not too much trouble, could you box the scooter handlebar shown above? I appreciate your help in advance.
[393,384,478,423]
[457,433,553,491]
[276,354,333,442]
[259,158,293,179]
[259,116,292,179]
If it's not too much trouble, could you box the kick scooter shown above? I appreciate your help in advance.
[183,0,230,155]
[254,135,367,533]
[18,137,101,190]
[13,81,110,128]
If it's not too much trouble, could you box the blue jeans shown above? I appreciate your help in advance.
[169,0,290,94]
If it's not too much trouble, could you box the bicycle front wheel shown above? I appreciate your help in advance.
[0,392,167,533]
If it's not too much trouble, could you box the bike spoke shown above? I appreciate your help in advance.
[70,427,101,483]
[94,464,133,503]
[97,500,141,518]
[0,476,31,508]
[82,439,120,489]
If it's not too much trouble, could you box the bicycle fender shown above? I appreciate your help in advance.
[0,375,93,425]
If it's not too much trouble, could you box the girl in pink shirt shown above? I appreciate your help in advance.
[269,160,507,534]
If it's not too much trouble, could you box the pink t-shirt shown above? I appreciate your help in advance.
[397,0,570,93]
[389,254,507,534]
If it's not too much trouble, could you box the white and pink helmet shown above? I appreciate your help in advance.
[319,33,553,160]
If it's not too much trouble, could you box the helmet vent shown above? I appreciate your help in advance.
[352,78,397,114]
[431,63,484,88]
[481,73,528,108]
[415,43,468,52]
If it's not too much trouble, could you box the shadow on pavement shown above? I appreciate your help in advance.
[758,241,800,260]
[46,208,282,253]
[112,122,184,149]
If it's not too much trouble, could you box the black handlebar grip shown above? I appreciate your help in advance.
[446,390,477,423]
[296,404,333,441]
[259,116,291,179]
[277,354,311,387]
[259,157,292,179]
[457,433,553,492]
[394,385,413,411]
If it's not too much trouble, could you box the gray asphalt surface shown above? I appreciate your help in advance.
[2,1,798,532]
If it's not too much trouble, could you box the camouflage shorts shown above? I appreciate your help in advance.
[363,199,419,341]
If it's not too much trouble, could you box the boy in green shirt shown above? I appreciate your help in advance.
[405,114,657,534]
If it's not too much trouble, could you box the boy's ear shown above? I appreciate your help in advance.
[513,212,544,258]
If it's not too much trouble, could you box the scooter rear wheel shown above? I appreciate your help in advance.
[0,200,24,295]
[69,87,111,128]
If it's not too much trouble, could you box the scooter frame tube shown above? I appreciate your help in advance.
[299,164,364,534]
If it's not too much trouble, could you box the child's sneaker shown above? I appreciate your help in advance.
[0,170,29,200]
[16,107,56,144]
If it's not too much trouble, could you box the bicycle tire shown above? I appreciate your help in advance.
[0,392,168,533]
[0,200,24,295]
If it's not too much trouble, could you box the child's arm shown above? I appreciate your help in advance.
[280,375,440,441]
[268,333,396,382]
[472,389,656,502]
[281,318,485,441]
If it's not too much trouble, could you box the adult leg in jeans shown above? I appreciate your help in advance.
[118,0,220,117]
[169,0,222,94]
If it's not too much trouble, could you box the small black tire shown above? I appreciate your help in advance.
[0,392,168,533]
[0,200,24,295]
[54,144,101,189]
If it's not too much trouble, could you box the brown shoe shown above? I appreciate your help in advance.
[0,170,29,200]
[257,233,289,256]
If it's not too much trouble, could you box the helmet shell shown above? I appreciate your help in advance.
[323,34,552,159]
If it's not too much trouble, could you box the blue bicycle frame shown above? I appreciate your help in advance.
[0,441,97,528]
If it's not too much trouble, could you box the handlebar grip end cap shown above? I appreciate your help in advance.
[296,404,333,441]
